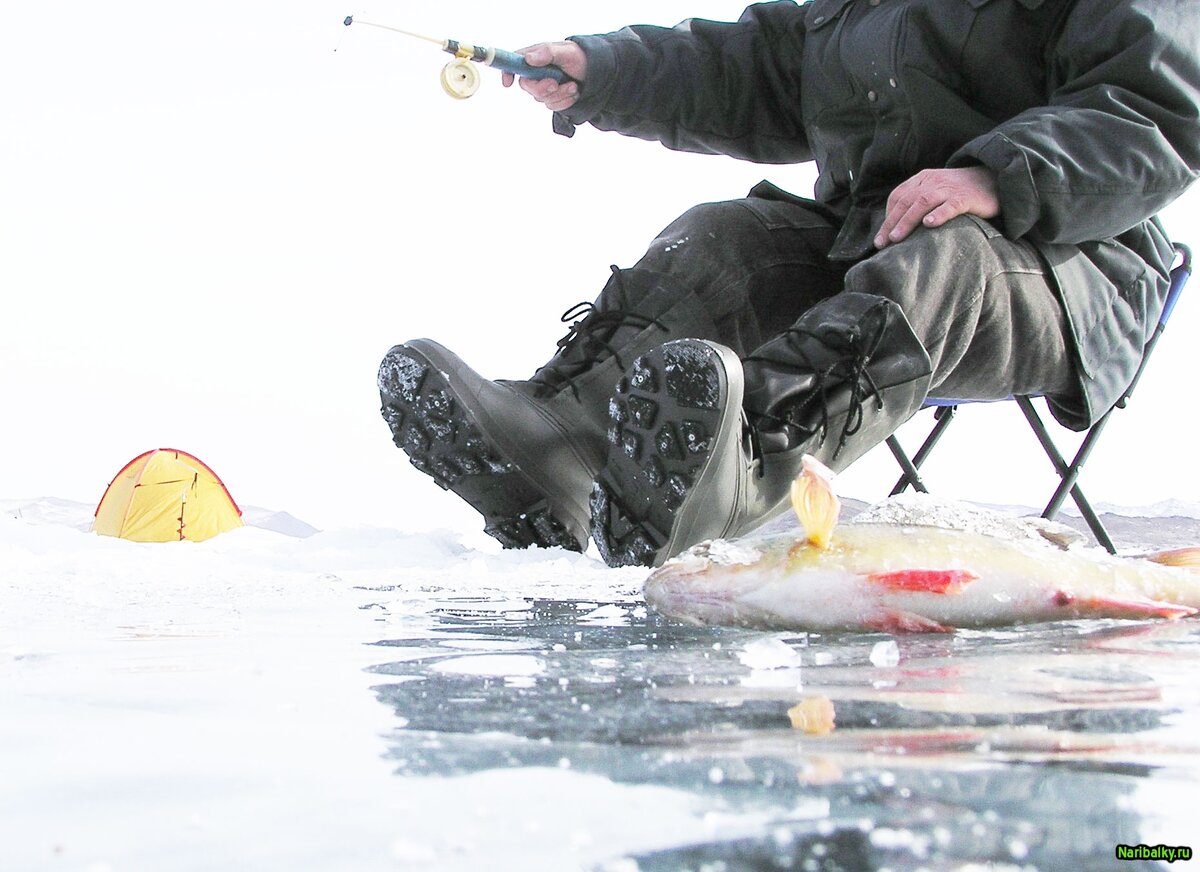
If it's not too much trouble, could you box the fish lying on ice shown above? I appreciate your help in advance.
[644,456,1200,633]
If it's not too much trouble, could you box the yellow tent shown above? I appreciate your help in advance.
[93,448,244,542]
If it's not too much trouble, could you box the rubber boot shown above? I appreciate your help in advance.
[590,293,933,567]
[377,268,718,551]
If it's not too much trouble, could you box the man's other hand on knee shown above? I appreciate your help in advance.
[875,167,1000,249]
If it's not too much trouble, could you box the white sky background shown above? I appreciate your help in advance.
[2,0,1198,533]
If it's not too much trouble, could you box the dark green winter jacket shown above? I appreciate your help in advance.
[559,0,1200,429]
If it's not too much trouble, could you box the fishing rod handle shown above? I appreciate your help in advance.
[489,48,572,84]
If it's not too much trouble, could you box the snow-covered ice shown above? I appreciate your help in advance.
[3,497,1200,871]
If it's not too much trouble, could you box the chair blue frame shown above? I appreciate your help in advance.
[886,242,1192,553]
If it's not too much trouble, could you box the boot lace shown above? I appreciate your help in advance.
[744,320,885,463]
[529,266,668,399]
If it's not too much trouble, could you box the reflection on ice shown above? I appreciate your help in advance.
[371,593,1200,870]
[431,653,547,678]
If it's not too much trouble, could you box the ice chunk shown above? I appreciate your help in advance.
[738,636,803,670]
[580,604,628,625]
[869,640,900,667]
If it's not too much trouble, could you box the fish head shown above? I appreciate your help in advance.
[643,534,873,628]
[643,537,780,625]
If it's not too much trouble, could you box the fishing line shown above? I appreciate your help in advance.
[345,17,443,46]
[340,14,571,99]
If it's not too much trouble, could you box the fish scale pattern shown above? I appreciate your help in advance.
[591,342,724,567]
[378,347,583,552]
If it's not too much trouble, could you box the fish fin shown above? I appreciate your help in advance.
[791,455,840,549]
[864,609,953,634]
[1026,516,1087,550]
[866,569,978,594]
[1141,547,1200,572]
[1055,591,1197,621]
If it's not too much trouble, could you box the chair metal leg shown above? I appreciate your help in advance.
[887,405,957,496]
[886,435,928,495]
[882,245,1190,553]
[1015,396,1117,553]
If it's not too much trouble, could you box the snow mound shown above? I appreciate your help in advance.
[0,497,95,531]
[241,506,320,538]
[1,497,322,539]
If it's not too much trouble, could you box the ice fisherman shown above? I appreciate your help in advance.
[378,0,1200,568]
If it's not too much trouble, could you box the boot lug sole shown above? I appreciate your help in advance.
[378,344,588,552]
[591,340,745,568]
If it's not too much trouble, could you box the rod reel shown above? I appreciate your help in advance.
[440,59,481,99]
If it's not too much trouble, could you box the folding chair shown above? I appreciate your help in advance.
[886,241,1192,553]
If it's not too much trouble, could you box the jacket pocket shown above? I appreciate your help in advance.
[1041,241,1148,387]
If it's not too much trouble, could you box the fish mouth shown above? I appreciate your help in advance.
[644,556,711,598]
[643,573,734,625]
[644,544,753,624]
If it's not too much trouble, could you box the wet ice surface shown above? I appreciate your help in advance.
[3,500,1200,871]
[371,607,1200,871]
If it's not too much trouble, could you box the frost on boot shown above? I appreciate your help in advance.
[378,342,588,552]
[377,269,725,558]
[590,340,744,568]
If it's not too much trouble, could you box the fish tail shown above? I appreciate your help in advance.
[1142,547,1200,571]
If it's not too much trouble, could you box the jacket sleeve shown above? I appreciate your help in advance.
[557,1,811,164]
[949,0,1200,245]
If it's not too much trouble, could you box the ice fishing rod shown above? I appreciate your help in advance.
[342,16,572,99]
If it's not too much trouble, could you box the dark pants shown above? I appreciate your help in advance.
[622,185,1078,408]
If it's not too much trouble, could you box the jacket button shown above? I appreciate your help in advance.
[867,90,878,102]
[813,15,826,24]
